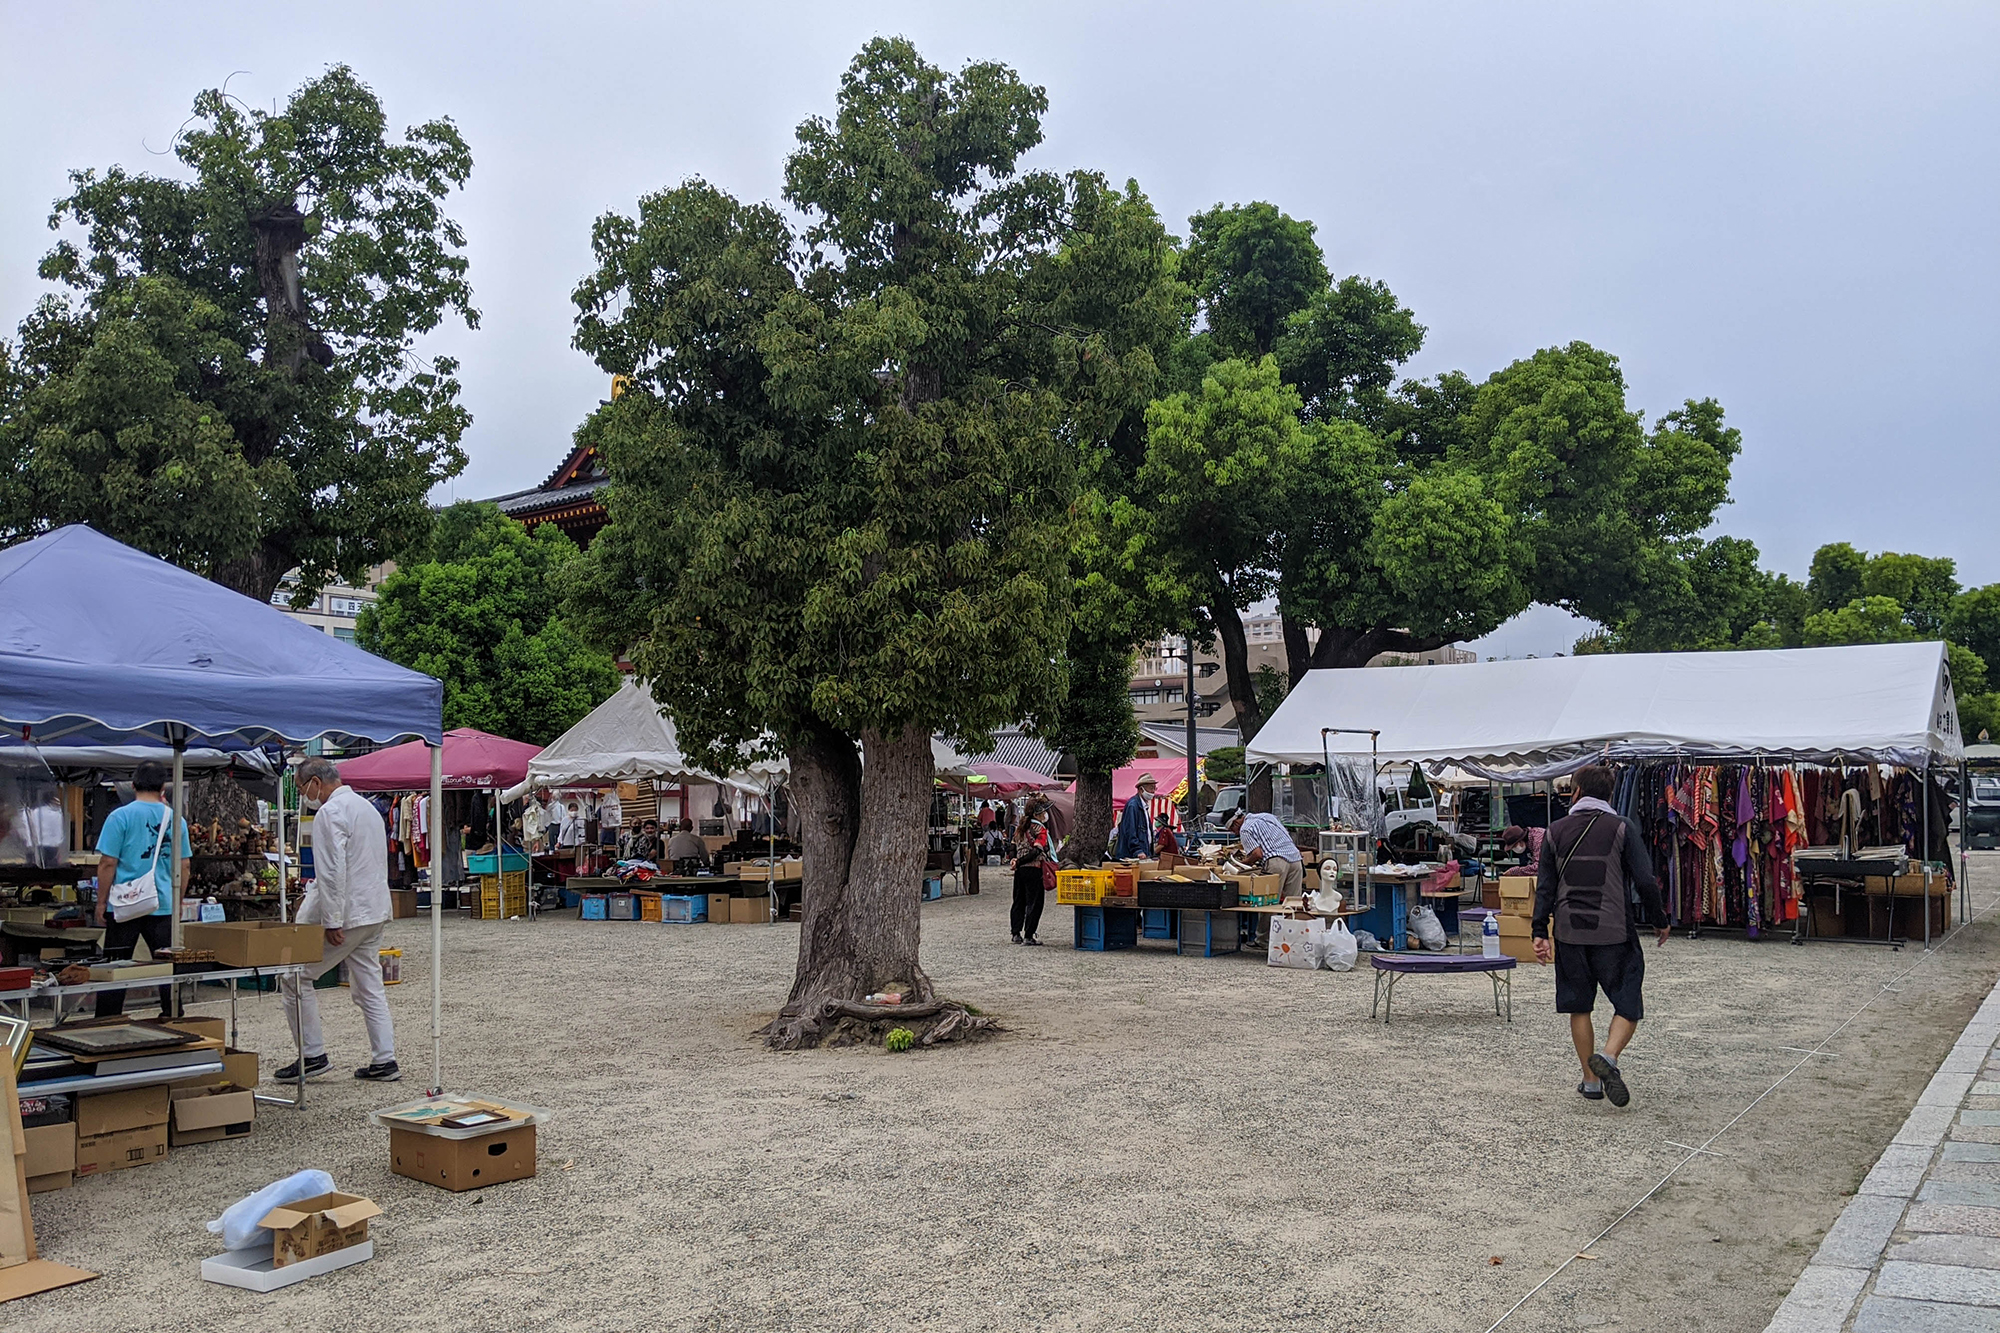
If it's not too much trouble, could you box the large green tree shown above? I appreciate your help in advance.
[564,40,1123,1046]
[0,66,475,602]
[355,503,618,744]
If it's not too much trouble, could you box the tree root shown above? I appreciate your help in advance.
[757,996,999,1051]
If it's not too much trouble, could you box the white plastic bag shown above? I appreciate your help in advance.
[1319,919,1358,971]
[1354,929,1381,952]
[1409,904,1448,951]
[207,1169,336,1252]
[1268,915,1325,970]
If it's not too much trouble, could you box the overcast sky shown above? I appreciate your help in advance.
[4,3,1994,656]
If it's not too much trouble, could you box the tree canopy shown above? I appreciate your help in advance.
[356,503,619,745]
[565,38,1152,1044]
[0,65,476,603]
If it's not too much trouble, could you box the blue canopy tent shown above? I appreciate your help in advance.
[0,526,452,1093]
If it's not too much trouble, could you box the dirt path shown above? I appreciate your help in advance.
[15,857,2000,1332]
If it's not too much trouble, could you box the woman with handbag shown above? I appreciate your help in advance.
[91,760,189,1017]
[1011,844,1052,946]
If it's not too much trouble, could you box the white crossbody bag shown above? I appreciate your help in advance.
[107,808,173,923]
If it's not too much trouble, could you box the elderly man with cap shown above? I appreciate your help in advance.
[1113,772,1158,860]
[1230,809,1305,901]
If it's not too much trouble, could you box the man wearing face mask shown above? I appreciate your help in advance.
[277,758,399,1082]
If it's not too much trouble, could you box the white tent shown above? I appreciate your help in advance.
[503,679,785,800]
[1249,641,1963,778]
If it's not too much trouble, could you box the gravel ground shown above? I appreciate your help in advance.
[14,856,2000,1332]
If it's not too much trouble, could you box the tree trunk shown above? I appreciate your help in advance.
[1282,613,1315,687]
[1210,591,1274,813]
[1305,624,1455,671]
[1072,769,1113,867]
[763,726,950,1050]
[211,539,293,607]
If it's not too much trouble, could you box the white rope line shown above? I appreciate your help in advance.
[1483,882,1998,1333]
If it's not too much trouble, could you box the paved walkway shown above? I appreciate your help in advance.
[1765,971,2000,1331]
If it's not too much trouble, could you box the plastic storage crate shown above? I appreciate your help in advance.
[579,894,608,921]
[634,891,663,922]
[466,851,528,875]
[1177,908,1240,957]
[607,892,637,920]
[1055,869,1114,906]
[476,873,529,920]
[1072,904,1138,951]
[660,894,707,923]
[1141,908,1178,940]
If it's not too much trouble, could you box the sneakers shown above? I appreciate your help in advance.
[274,1054,331,1081]
[1011,933,1023,944]
[1577,1081,1605,1101]
[1023,936,1042,946]
[355,1060,402,1082]
[1588,1053,1630,1107]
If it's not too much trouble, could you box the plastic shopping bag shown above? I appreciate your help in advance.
[1319,919,1359,971]
[1268,915,1326,970]
[1409,904,1448,951]
[207,1169,336,1252]
[1354,929,1381,952]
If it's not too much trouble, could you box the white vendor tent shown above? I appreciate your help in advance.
[1249,641,1963,779]
[503,679,785,799]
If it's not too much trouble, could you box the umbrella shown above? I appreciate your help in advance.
[962,761,1067,795]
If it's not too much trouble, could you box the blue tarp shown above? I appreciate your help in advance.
[0,526,442,748]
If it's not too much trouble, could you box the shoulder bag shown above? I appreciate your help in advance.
[107,808,173,923]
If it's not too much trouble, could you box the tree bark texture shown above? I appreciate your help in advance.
[1210,592,1274,813]
[1071,770,1113,867]
[211,542,293,608]
[763,726,944,1050]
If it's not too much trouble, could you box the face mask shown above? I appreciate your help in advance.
[301,787,323,811]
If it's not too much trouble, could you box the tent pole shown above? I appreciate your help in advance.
[429,741,445,1096]
[1962,758,1971,925]
[1923,757,1933,947]
[277,764,289,923]
[170,738,185,951]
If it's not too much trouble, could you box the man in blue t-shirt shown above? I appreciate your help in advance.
[92,760,191,1017]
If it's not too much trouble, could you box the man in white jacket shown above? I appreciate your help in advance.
[278,758,399,1082]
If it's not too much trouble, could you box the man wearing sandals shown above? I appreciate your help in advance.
[1532,765,1669,1107]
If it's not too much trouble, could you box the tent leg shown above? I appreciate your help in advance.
[430,742,445,1096]
[1962,759,1971,925]
[170,740,186,953]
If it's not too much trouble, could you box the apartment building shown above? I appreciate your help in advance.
[273,566,392,642]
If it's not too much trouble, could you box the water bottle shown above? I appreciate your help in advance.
[1482,911,1501,958]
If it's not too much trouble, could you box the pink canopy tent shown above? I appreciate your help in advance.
[338,727,543,792]
[1106,759,1192,805]
[964,761,1067,795]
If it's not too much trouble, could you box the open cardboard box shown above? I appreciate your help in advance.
[2,1049,98,1301]
[180,921,324,968]
[170,1084,255,1146]
[23,1123,74,1194]
[262,1192,382,1268]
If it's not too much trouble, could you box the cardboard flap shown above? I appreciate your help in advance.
[170,1085,255,1131]
[0,1260,98,1304]
[260,1191,378,1231]
[324,1197,384,1228]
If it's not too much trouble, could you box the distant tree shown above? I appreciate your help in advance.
[356,503,617,744]
[1205,745,1246,785]
[1946,585,2000,682]
[0,66,476,603]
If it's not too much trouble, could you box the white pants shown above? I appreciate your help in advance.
[1263,856,1305,900]
[281,921,395,1065]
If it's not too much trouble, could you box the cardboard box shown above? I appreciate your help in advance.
[708,893,732,925]
[728,896,768,924]
[170,1084,256,1146]
[181,921,324,968]
[77,1084,170,1138]
[25,1121,75,1192]
[1864,872,1952,898]
[87,959,172,982]
[1498,933,1540,963]
[163,1015,227,1043]
[76,1123,168,1176]
[222,1047,259,1089]
[260,1192,383,1268]
[391,889,419,919]
[390,1124,537,1192]
[1496,913,1533,938]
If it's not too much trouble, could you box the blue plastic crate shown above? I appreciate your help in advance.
[1141,908,1177,940]
[580,894,608,921]
[1073,904,1138,952]
[661,894,707,923]
[466,850,528,874]
[922,878,944,901]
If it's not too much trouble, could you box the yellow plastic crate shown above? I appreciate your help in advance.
[476,875,529,920]
[1055,869,1114,906]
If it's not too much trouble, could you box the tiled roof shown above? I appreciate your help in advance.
[490,477,608,516]
[964,730,1064,777]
